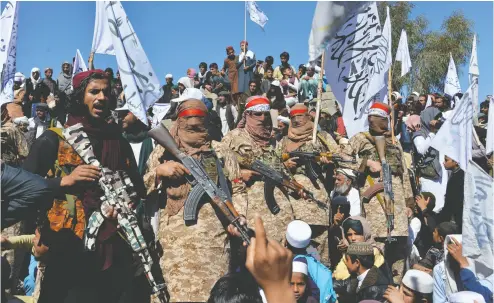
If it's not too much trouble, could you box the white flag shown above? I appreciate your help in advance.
[425,94,432,108]
[103,1,163,126]
[0,1,19,106]
[91,1,115,55]
[72,49,88,79]
[486,96,494,154]
[246,1,268,30]
[365,6,392,103]
[469,34,479,126]
[430,80,477,171]
[308,2,371,62]
[151,103,171,129]
[308,1,371,62]
[444,53,461,97]
[395,29,412,77]
[463,160,494,272]
[323,2,388,137]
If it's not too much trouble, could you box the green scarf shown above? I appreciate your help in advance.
[123,130,154,176]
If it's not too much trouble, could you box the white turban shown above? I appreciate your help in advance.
[448,291,486,303]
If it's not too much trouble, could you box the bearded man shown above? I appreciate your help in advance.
[339,102,413,284]
[279,103,339,265]
[217,96,294,243]
[22,70,154,302]
[144,98,242,302]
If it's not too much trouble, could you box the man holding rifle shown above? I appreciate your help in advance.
[144,92,244,302]
[217,96,295,243]
[339,102,414,284]
[279,103,340,266]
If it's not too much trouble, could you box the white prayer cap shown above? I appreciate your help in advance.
[292,260,308,275]
[402,269,434,294]
[171,88,206,103]
[286,220,311,249]
[392,91,402,100]
[448,291,486,303]
[14,72,25,82]
[13,116,29,125]
[335,168,357,180]
[270,80,280,87]
[411,91,420,97]
[277,116,290,125]
[165,74,173,79]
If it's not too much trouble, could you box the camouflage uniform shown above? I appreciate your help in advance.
[217,128,295,243]
[144,145,232,302]
[279,131,339,265]
[340,132,414,283]
[0,122,29,294]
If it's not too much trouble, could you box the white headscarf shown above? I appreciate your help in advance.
[177,76,193,91]
[30,67,42,87]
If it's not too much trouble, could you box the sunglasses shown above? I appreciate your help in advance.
[251,112,270,117]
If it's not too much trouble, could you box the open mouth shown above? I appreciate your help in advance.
[93,102,106,114]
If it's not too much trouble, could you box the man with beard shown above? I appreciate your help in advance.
[144,98,242,302]
[27,103,62,144]
[42,68,58,95]
[56,62,72,96]
[22,70,153,302]
[330,169,361,217]
[279,103,339,266]
[339,102,413,284]
[23,68,49,117]
[218,96,294,243]
[215,91,238,136]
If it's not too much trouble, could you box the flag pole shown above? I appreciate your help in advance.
[389,63,396,144]
[244,1,247,68]
[312,52,325,144]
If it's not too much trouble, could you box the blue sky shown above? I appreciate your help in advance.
[5,1,493,101]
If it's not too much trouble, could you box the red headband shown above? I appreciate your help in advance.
[290,108,308,117]
[369,102,391,114]
[178,109,207,118]
[72,69,106,90]
[246,97,270,109]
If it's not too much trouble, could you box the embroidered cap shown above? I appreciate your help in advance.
[347,242,373,256]
[245,96,270,112]
[368,102,391,118]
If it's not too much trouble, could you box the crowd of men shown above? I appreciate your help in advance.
[1,40,493,303]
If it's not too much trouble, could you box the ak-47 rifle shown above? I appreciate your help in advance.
[62,124,168,303]
[281,151,356,183]
[236,156,328,213]
[148,123,253,245]
[375,136,395,243]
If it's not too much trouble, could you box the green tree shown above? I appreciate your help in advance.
[377,2,474,94]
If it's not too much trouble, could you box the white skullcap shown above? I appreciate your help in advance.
[448,291,486,303]
[392,91,402,100]
[335,168,357,180]
[292,261,308,275]
[171,88,206,103]
[286,220,311,249]
[165,73,173,79]
[411,91,420,97]
[402,269,434,294]
[13,116,29,125]
[277,116,290,125]
[270,80,280,87]
[14,72,25,82]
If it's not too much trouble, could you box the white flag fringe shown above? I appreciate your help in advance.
[102,1,163,126]
[246,1,268,30]
[0,1,19,105]
[430,80,477,171]
[463,160,493,273]
[323,2,387,137]
[469,34,479,126]
[72,49,88,79]
[395,29,412,77]
[486,96,494,154]
[91,1,115,55]
[308,1,371,62]
[444,53,461,97]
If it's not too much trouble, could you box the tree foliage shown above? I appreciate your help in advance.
[377,2,474,94]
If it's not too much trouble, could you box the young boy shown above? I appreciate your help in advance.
[422,221,457,267]
[383,269,434,303]
[291,258,318,303]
